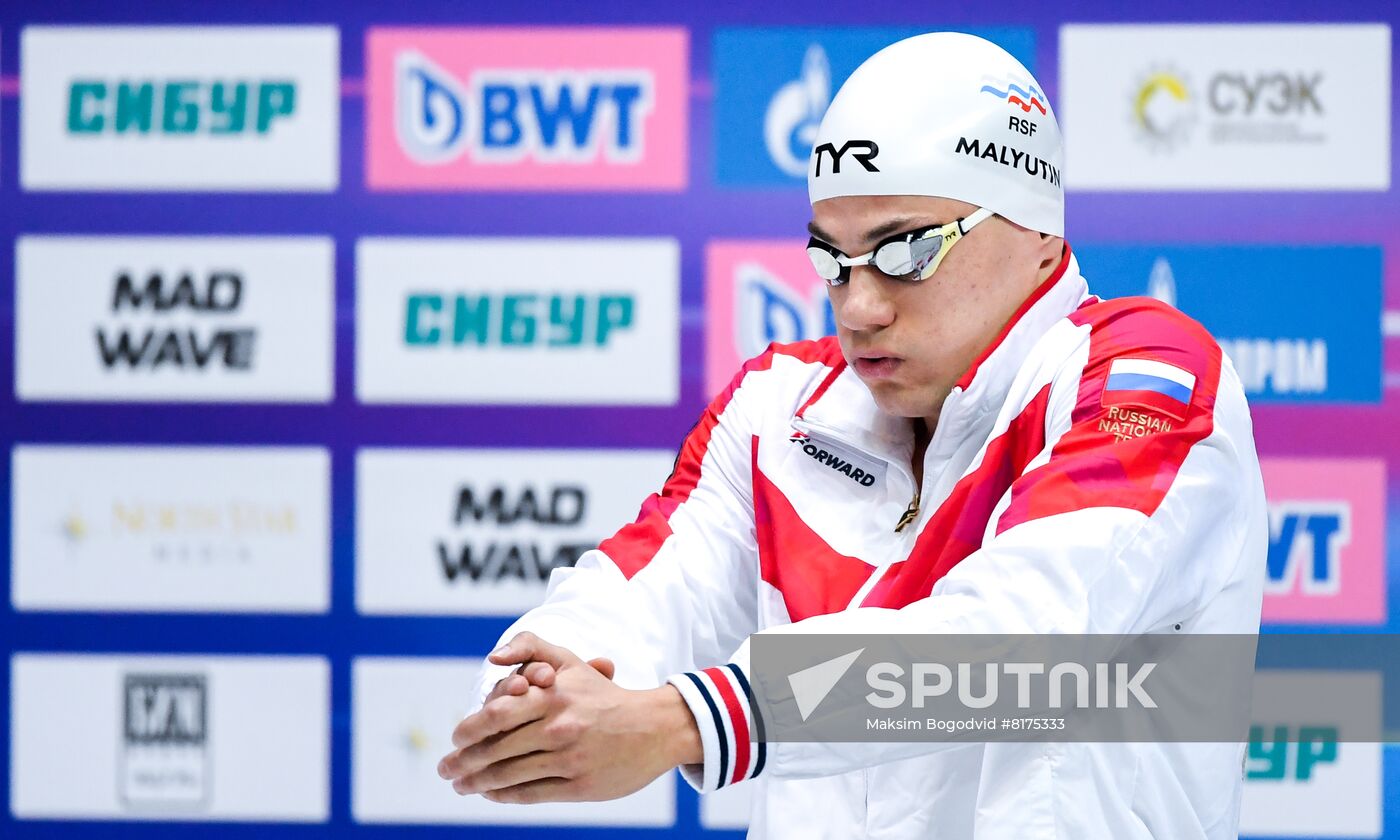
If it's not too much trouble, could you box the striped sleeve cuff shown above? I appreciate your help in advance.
[665,663,766,792]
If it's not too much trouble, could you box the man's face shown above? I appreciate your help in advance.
[808,194,1057,422]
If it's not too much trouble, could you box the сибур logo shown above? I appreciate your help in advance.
[403,291,636,348]
[68,79,297,136]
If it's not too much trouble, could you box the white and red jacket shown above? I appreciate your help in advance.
[470,248,1267,839]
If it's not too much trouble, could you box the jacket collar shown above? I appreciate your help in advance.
[793,245,1089,467]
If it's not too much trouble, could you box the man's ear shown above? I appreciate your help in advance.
[1037,235,1065,279]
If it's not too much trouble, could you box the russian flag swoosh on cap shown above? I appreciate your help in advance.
[1102,358,1196,420]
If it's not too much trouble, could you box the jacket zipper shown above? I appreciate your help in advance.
[894,491,920,533]
[791,415,925,534]
[892,387,966,534]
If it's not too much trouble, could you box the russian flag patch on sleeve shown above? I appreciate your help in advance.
[1101,358,1197,420]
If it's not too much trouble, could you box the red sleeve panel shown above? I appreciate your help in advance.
[996,296,1223,534]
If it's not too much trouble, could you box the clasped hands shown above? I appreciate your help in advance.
[437,631,703,804]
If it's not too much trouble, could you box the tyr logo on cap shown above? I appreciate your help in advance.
[813,140,880,175]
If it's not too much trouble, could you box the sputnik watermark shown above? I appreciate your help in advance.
[787,651,1156,723]
[754,634,1271,743]
[864,661,1157,711]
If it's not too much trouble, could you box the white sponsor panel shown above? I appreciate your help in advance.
[11,653,329,821]
[21,26,338,191]
[356,448,672,615]
[701,781,754,829]
[356,237,679,404]
[16,236,334,402]
[1239,671,1382,838]
[11,446,330,613]
[352,657,676,825]
[1060,24,1390,190]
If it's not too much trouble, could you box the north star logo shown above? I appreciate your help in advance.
[791,432,877,487]
[1097,405,1174,442]
[953,136,1059,187]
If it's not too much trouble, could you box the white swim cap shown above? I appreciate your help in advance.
[807,32,1064,237]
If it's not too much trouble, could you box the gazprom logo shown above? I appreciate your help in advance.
[394,50,655,165]
[1265,502,1350,597]
[764,44,830,177]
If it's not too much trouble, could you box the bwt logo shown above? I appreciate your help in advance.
[1247,724,1338,781]
[1265,503,1350,596]
[812,139,879,176]
[68,80,296,135]
[396,51,655,165]
[404,292,635,348]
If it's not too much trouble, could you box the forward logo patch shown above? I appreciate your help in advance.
[790,432,886,489]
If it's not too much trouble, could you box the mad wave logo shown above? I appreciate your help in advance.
[764,44,830,177]
[1132,67,1197,152]
[14,236,334,403]
[980,75,1047,115]
[98,270,254,372]
[437,482,593,584]
[355,448,674,616]
[367,28,687,190]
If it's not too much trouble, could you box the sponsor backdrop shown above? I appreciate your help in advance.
[0,2,1396,839]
